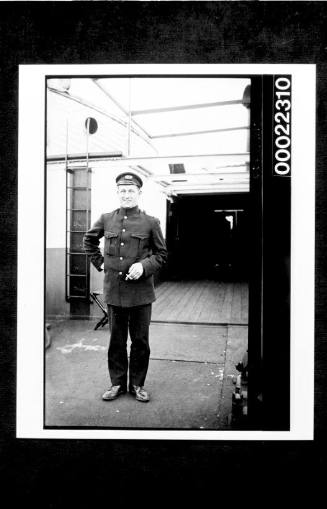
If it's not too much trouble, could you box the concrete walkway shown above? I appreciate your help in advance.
[45,319,247,430]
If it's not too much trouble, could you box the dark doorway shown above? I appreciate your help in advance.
[165,193,250,282]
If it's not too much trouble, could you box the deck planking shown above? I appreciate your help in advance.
[152,280,248,325]
[241,283,249,322]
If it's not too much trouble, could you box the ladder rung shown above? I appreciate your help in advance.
[67,296,89,300]
[67,167,90,171]
[67,252,87,255]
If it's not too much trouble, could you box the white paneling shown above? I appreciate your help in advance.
[46,164,66,248]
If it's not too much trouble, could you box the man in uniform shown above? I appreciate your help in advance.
[83,172,167,402]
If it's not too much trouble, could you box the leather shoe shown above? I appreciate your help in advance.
[102,385,126,401]
[129,385,150,402]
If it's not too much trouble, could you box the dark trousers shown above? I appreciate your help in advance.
[108,304,152,389]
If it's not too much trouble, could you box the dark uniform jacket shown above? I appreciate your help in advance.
[83,206,167,307]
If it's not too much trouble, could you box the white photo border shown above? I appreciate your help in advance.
[17,64,315,440]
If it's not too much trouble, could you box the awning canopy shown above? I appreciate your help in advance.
[47,77,251,195]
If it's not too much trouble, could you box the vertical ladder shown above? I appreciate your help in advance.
[65,165,92,305]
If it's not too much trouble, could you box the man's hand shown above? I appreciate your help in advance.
[126,262,144,280]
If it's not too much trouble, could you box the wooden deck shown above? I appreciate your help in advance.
[152,280,248,325]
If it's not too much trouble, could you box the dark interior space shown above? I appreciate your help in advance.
[165,193,250,281]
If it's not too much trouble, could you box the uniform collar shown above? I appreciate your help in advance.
[118,206,140,217]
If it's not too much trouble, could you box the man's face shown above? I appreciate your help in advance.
[117,184,141,208]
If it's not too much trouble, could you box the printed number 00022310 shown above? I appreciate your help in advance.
[274,77,291,177]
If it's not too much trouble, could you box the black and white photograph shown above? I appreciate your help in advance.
[17,64,315,439]
[2,1,327,503]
